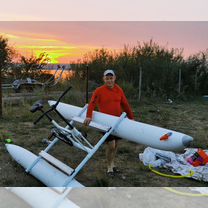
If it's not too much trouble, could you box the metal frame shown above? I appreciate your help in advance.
[26,105,126,187]
[26,104,88,173]
[63,112,126,187]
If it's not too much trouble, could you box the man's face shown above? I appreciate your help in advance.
[103,75,116,88]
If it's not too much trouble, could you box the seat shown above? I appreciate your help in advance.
[30,100,44,113]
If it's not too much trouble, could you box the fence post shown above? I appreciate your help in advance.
[194,70,198,94]
[0,68,2,117]
[85,65,89,103]
[178,68,181,94]
[138,66,142,101]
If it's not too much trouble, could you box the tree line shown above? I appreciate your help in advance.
[1,36,208,116]
[73,40,208,99]
[0,35,51,117]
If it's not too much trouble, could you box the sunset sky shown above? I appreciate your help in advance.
[0,0,207,21]
[0,0,207,64]
[0,21,207,64]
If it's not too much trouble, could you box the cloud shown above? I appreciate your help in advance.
[1,31,103,63]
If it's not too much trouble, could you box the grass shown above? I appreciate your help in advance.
[0,88,208,187]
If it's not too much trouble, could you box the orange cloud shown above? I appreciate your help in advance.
[2,32,100,63]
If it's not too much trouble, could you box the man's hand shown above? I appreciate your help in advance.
[84,117,92,126]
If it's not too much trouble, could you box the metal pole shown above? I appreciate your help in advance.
[0,68,2,117]
[86,65,89,103]
[194,69,198,94]
[178,68,181,94]
[138,66,142,101]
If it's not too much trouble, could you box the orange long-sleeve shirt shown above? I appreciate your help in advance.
[86,84,134,119]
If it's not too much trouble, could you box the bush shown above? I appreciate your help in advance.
[117,80,138,100]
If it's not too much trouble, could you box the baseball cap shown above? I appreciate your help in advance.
[103,69,115,76]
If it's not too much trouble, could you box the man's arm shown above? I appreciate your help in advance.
[120,90,134,120]
[84,89,99,125]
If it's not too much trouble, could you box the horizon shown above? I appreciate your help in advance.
[0,22,208,64]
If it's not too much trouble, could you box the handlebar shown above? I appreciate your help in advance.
[52,86,72,109]
[33,86,72,125]
[34,108,53,125]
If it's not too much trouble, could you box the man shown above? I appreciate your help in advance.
[84,69,134,176]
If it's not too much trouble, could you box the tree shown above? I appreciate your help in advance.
[74,39,207,99]
[184,51,208,95]
[18,52,50,79]
[0,36,14,117]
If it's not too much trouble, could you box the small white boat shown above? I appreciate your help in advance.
[6,144,84,188]
[48,101,193,151]
[7,187,79,208]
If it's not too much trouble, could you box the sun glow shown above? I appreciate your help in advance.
[3,32,97,64]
